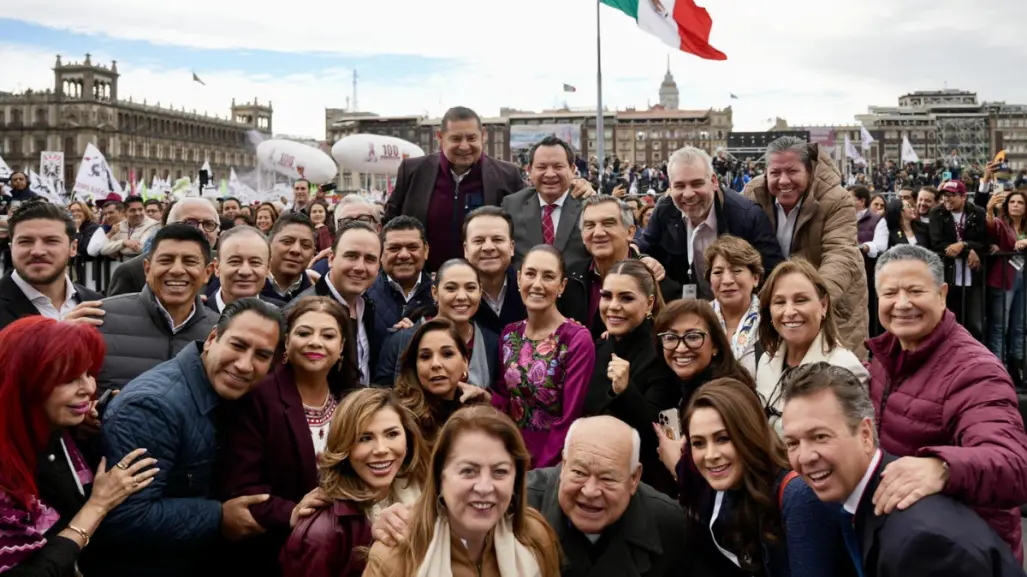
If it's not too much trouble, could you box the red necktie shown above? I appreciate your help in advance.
[542,203,557,245]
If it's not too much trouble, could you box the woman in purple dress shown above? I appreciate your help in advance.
[492,245,596,468]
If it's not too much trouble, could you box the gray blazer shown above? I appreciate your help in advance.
[501,186,590,273]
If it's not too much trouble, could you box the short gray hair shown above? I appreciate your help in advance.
[335,194,376,229]
[564,417,641,473]
[874,244,944,290]
[667,146,713,180]
[766,136,813,167]
[168,197,219,224]
[579,195,635,229]
[782,362,877,445]
[216,225,270,258]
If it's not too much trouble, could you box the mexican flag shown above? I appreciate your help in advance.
[601,0,726,60]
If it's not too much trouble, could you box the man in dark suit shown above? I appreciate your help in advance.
[781,363,1024,577]
[502,135,591,274]
[527,416,706,577]
[206,225,284,313]
[0,201,103,331]
[384,106,526,272]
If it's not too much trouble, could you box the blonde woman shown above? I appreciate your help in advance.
[364,405,561,577]
[280,388,427,577]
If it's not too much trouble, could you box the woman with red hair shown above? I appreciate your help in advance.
[0,316,157,575]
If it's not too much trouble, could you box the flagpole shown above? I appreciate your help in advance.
[595,0,605,181]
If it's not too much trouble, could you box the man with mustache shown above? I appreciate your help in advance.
[0,201,103,331]
[502,135,591,273]
[293,220,381,384]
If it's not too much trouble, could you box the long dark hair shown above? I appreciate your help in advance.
[394,318,471,444]
[684,378,789,571]
[654,299,755,390]
[285,296,360,397]
[1003,190,1027,236]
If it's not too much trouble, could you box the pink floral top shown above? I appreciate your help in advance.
[492,319,596,468]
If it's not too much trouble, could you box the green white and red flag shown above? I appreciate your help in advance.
[600,0,726,60]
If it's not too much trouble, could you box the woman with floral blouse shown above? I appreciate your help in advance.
[492,245,596,468]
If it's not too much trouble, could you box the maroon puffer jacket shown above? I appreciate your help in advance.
[867,310,1027,564]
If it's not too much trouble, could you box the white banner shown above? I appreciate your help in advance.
[0,154,11,180]
[844,136,866,166]
[859,126,875,152]
[29,170,64,204]
[509,124,582,151]
[40,151,66,199]
[73,143,123,200]
[901,135,920,164]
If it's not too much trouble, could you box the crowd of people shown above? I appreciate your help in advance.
[1,104,1027,577]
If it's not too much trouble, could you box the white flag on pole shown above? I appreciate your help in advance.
[845,136,866,166]
[860,126,875,152]
[29,170,64,204]
[74,143,123,200]
[0,154,11,180]
[901,135,920,164]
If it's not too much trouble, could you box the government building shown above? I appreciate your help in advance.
[0,54,273,187]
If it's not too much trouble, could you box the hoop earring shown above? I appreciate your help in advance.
[646,311,653,319]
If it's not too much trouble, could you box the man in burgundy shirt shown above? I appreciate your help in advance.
[385,106,595,272]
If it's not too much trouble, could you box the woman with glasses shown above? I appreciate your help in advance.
[375,259,500,388]
[657,378,843,577]
[583,259,677,491]
[491,245,595,469]
[755,258,867,434]
[704,236,764,377]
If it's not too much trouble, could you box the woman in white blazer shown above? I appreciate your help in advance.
[754,258,868,434]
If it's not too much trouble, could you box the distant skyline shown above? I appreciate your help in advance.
[1,0,1023,138]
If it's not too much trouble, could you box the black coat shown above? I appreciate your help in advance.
[854,453,1024,577]
[636,188,784,297]
[294,276,379,384]
[203,292,286,314]
[0,273,103,332]
[106,253,148,296]
[526,466,709,577]
[928,202,991,286]
[583,319,679,491]
[887,220,931,249]
[471,266,526,337]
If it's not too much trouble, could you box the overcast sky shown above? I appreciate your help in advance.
[1,0,1023,139]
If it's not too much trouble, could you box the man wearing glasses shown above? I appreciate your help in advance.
[108,198,222,296]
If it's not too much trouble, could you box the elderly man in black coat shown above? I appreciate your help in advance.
[527,416,710,577]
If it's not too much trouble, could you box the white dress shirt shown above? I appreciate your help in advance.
[387,274,422,303]
[775,199,803,257]
[154,297,197,334]
[11,271,79,320]
[685,208,719,272]
[482,275,508,316]
[327,279,370,384]
[857,209,890,258]
[214,289,228,313]
[843,449,883,514]
[537,190,570,237]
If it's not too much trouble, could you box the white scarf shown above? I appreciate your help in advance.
[415,515,541,577]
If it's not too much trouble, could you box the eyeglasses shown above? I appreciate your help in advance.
[180,218,220,233]
[657,330,707,351]
[338,214,379,225]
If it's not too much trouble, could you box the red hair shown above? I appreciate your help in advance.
[0,316,106,509]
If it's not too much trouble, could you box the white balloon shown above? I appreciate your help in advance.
[256,139,338,184]
[332,134,425,177]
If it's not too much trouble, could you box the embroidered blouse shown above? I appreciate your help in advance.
[492,319,596,468]
[304,394,340,459]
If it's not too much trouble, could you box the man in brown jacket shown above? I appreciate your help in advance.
[744,136,868,357]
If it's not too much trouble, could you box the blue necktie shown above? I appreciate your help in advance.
[839,508,865,577]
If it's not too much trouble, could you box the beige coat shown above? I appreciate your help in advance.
[744,144,869,358]
[100,216,159,258]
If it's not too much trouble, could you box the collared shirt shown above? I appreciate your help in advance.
[214,289,228,313]
[11,271,78,320]
[857,209,890,258]
[843,449,883,515]
[154,295,197,334]
[685,207,719,270]
[537,190,571,237]
[268,272,305,299]
[481,275,508,316]
[326,279,370,384]
[775,199,803,257]
[387,273,422,304]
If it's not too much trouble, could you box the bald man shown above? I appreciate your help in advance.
[526,416,701,577]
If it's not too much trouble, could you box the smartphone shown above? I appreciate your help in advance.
[95,389,115,415]
[658,408,682,440]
